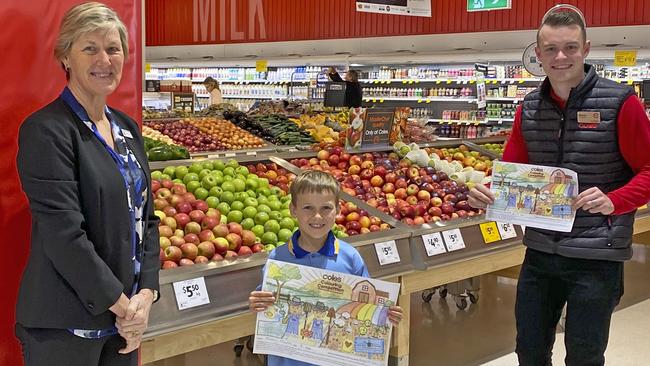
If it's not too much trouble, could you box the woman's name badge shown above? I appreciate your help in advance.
[122,130,134,139]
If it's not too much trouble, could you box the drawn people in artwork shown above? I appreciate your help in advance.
[311,302,327,342]
[506,183,519,210]
[284,297,302,337]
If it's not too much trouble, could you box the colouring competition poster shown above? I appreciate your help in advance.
[486,161,579,232]
[253,260,400,366]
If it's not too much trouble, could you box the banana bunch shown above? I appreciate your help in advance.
[289,114,340,143]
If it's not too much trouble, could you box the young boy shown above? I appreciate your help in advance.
[249,170,403,366]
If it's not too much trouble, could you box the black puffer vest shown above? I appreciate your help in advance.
[520,64,636,261]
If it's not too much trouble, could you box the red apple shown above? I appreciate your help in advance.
[176,201,193,215]
[440,202,456,215]
[406,184,419,196]
[349,155,363,166]
[395,178,408,189]
[394,188,408,200]
[224,250,238,259]
[174,213,191,229]
[169,236,185,247]
[428,206,443,217]
[328,154,340,166]
[184,222,201,235]
[182,192,196,203]
[227,222,243,237]
[413,216,425,225]
[211,253,224,261]
[154,198,168,210]
[179,258,195,266]
[156,188,172,200]
[405,195,418,205]
[171,183,187,195]
[161,217,177,231]
[189,210,206,224]
[197,241,216,258]
[183,233,200,245]
[346,221,361,232]
[201,216,220,231]
[180,243,199,260]
[384,172,397,184]
[431,197,443,207]
[251,243,265,253]
[193,200,209,213]
[417,190,431,202]
[151,180,162,193]
[162,206,178,217]
[161,179,173,189]
[238,246,253,256]
[370,175,384,187]
[211,237,229,255]
[194,255,209,264]
[316,150,330,161]
[162,260,178,269]
[159,237,171,250]
[382,183,395,194]
[158,225,173,238]
[168,194,184,207]
[225,233,242,251]
[241,230,257,247]
[198,229,215,242]
[346,212,360,222]
[164,246,182,262]
[212,223,230,238]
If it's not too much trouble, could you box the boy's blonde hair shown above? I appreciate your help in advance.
[289,170,340,207]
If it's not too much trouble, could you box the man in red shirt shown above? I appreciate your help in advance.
[469,9,650,366]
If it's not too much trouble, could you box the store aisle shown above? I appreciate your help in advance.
[144,239,650,366]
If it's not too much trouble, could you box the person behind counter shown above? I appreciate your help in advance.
[15,2,160,365]
[327,66,363,108]
[204,76,223,105]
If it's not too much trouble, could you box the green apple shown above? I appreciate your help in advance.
[227,210,243,223]
[221,181,235,193]
[257,204,271,214]
[201,175,217,190]
[213,160,225,171]
[264,220,280,234]
[241,218,255,230]
[162,166,176,177]
[230,201,245,211]
[278,228,292,243]
[279,217,295,230]
[151,171,163,181]
[269,211,282,221]
[209,186,223,197]
[189,162,204,174]
[252,224,265,238]
[194,187,209,201]
[242,206,258,219]
[174,166,189,180]
[186,180,201,193]
[182,173,199,185]
[245,178,259,190]
[264,244,276,252]
[243,197,258,208]
[281,209,292,218]
[206,196,219,209]
[223,167,235,177]
[261,232,278,245]
[267,200,282,211]
[202,161,214,170]
[217,202,230,215]
[231,179,246,192]
[257,195,269,206]
[220,191,235,204]
[235,166,249,176]
[173,178,183,184]
[226,159,239,169]
[254,212,270,225]
[159,173,171,180]
[198,169,211,180]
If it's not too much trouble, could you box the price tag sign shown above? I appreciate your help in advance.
[614,50,637,67]
[479,222,501,244]
[374,240,401,265]
[255,60,268,72]
[173,277,210,310]
[422,232,447,256]
[496,222,517,240]
[442,229,466,252]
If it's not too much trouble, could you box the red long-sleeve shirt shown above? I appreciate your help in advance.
[503,93,650,215]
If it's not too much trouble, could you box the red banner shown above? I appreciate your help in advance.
[146,0,650,46]
[0,1,141,363]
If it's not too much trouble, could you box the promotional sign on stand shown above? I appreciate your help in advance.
[345,108,395,152]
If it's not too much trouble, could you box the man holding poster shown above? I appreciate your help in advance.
[468,6,650,366]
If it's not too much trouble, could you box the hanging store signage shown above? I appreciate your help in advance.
[467,0,512,12]
[356,0,431,17]
[256,60,268,72]
[614,50,637,67]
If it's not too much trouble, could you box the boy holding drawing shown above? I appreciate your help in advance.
[249,170,403,366]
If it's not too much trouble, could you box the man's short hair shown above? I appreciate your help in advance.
[537,9,587,44]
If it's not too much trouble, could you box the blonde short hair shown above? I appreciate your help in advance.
[290,170,340,207]
[54,2,129,69]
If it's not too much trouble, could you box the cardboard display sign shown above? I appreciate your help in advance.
[345,107,395,152]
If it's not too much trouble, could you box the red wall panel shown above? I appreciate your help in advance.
[0,1,141,364]
[146,0,650,46]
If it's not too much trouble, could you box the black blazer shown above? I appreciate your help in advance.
[16,97,160,330]
[328,72,363,108]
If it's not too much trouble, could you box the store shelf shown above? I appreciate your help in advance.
[364,96,476,102]
[222,95,286,99]
[428,118,487,124]
[360,77,543,84]
[486,117,515,123]
[486,97,523,102]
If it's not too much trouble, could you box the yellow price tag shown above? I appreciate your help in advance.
[614,50,637,67]
[417,99,423,103]
[627,80,634,85]
[479,222,502,244]
[519,80,525,84]
[426,99,431,103]
[255,60,268,72]
[402,80,407,84]
[436,80,442,84]
[446,80,452,84]
[373,80,379,84]
[372,99,376,103]
[145,63,151,73]
[379,99,384,103]
[469,80,476,84]
[408,80,414,84]
[415,80,420,84]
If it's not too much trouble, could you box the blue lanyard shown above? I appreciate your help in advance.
[60,87,143,294]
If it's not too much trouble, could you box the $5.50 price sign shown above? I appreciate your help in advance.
[442,229,466,252]
[374,240,401,265]
[172,277,210,310]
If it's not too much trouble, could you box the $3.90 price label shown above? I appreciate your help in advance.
[421,232,447,257]
[442,229,466,252]
[172,277,210,310]
[374,240,401,266]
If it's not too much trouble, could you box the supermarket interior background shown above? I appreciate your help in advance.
[1,1,650,365]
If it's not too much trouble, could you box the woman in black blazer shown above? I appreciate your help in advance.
[15,3,159,365]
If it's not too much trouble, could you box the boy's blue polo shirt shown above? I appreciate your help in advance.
[262,230,369,366]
